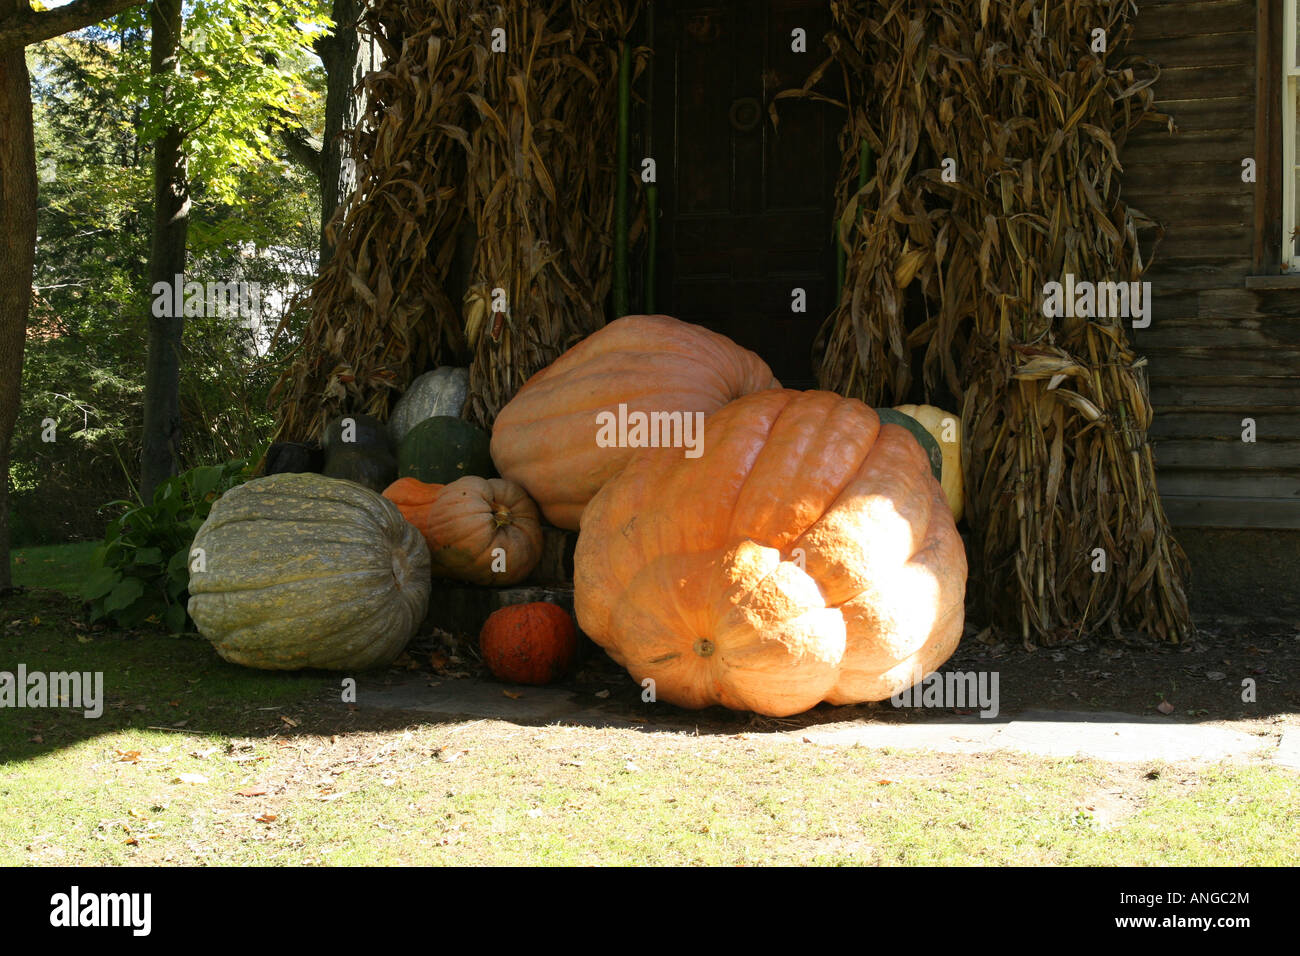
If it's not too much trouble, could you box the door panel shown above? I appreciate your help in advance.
[653,0,841,387]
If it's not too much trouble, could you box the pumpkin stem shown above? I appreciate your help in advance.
[491,507,514,529]
[693,638,715,658]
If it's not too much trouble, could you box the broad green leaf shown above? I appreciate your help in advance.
[80,566,120,602]
[163,602,189,635]
[133,547,164,567]
[103,577,145,614]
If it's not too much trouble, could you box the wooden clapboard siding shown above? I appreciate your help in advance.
[1123,0,1300,528]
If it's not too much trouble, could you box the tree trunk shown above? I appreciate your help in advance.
[140,0,189,501]
[0,0,36,591]
[316,0,376,268]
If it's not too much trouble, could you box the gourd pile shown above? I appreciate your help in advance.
[189,315,968,717]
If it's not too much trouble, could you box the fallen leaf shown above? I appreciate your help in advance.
[116,749,141,763]
[236,787,267,797]
[255,813,277,823]
[502,690,523,700]
[594,689,610,699]
[1156,701,1175,715]
[280,715,299,727]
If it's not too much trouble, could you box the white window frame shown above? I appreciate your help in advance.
[1285,0,1298,268]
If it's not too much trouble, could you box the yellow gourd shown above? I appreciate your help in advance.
[893,404,964,523]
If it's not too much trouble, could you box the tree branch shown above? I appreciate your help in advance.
[0,0,145,52]
[279,124,322,179]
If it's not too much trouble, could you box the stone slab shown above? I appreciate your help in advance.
[1274,729,1300,769]
[794,718,1006,754]
[995,710,1264,763]
[355,679,1278,765]
[360,677,595,723]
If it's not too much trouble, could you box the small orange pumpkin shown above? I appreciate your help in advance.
[383,476,444,529]
[385,475,542,585]
[479,602,578,685]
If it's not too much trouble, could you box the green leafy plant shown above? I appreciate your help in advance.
[81,459,254,633]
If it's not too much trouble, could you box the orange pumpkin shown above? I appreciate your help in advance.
[382,476,444,529]
[490,315,780,530]
[574,389,967,717]
[479,602,578,685]
[383,475,542,586]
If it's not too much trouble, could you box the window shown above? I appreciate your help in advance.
[1286,0,1299,268]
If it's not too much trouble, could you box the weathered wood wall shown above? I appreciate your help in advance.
[1125,0,1300,528]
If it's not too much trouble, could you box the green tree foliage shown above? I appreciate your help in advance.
[13,6,328,546]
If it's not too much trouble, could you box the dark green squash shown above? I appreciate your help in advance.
[321,414,396,492]
[397,416,495,485]
[874,408,944,483]
[187,473,431,670]
[265,441,323,476]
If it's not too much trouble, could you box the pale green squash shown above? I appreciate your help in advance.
[187,473,430,670]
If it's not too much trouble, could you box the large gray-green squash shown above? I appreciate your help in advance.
[387,366,470,445]
[187,473,431,670]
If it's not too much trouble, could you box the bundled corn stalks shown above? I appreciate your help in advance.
[272,0,640,439]
[813,0,1190,643]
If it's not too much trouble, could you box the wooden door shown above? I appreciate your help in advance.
[652,0,841,387]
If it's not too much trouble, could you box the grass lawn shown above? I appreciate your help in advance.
[10,541,98,595]
[3,576,1298,866]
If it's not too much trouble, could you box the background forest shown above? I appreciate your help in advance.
[13,2,328,546]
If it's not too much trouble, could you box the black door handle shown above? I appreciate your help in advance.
[728,96,763,133]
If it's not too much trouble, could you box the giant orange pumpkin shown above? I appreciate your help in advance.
[574,389,967,717]
[490,315,780,530]
[383,475,542,586]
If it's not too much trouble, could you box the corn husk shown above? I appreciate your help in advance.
[810,0,1190,644]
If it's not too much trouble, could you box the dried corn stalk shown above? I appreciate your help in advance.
[271,0,641,439]
[813,0,1190,644]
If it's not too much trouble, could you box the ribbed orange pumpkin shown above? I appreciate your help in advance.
[479,602,578,685]
[490,315,780,530]
[383,476,542,586]
[574,389,967,717]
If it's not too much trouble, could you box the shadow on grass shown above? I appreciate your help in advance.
[2,584,1296,769]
